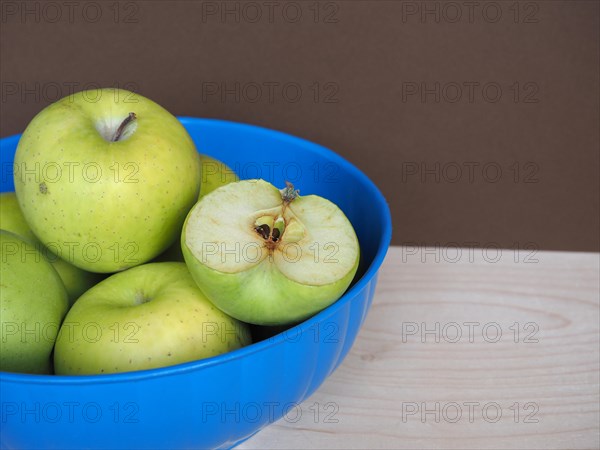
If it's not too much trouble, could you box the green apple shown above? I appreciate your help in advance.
[0,230,69,374]
[199,154,239,199]
[53,262,251,375]
[182,179,360,325]
[13,88,201,273]
[0,192,37,243]
[51,259,103,306]
[155,154,239,262]
[0,192,102,304]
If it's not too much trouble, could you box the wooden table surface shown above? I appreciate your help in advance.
[240,246,600,449]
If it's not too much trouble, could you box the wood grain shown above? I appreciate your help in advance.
[239,246,600,449]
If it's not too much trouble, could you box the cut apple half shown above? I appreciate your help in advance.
[182,179,360,325]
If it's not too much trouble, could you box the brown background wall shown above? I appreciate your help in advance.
[1,0,598,250]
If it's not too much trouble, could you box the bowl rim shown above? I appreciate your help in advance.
[0,117,392,385]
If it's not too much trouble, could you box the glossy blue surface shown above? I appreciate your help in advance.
[0,118,392,449]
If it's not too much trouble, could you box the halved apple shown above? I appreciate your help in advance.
[182,179,360,325]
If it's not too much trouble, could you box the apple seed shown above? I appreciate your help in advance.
[272,217,285,242]
[255,224,270,240]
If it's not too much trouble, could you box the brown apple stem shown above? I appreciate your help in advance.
[112,112,137,142]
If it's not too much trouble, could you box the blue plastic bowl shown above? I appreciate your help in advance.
[0,118,391,449]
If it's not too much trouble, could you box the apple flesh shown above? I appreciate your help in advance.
[13,88,201,273]
[182,179,360,325]
[0,192,102,304]
[53,262,251,375]
[0,230,69,374]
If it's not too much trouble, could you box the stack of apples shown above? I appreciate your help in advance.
[0,89,360,376]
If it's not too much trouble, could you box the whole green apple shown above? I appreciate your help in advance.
[0,230,69,374]
[14,88,201,273]
[155,154,239,262]
[53,262,251,375]
[0,192,102,304]
[182,179,360,325]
